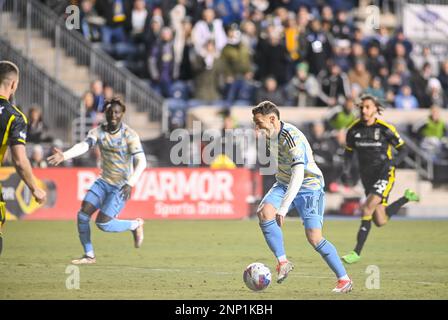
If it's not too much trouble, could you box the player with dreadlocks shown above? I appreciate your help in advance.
[340,94,420,264]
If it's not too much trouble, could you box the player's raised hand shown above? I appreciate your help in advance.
[47,147,64,166]
[33,188,47,204]
[120,184,132,201]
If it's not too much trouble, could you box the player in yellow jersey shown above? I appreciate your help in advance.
[341,95,420,264]
[48,98,147,264]
[0,61,47,256]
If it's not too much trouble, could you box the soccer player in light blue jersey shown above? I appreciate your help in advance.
[252,101,352,293]
[48,98,147,264]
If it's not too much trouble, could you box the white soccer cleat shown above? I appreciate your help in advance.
[132,218,144,248]
[276,260,294,284]
[332,279,353,293]
[71,255,96,265]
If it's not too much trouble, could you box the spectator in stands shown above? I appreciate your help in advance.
[389,42,415,73]
[27,106,48,144]
[349,42,366,67]
[190,40,222,104]
[145,13,164,55]
[410,62,432,108]
[394,85,419,110]
[370,25,390,52]
[385,26,413,67]
[388,59,411,94]
[304,19,332,75]
[95,0,131,48]
[148,27,176,97]
[348,59,371,90]
[213,0,245,27]
[284,11,306,68]
[351,27,365,46]
[326,96,357,130]
[255,76,285,106]
[439,60,448,109]
[297,5,311,31]
[364,76,386,103]
[427,78,445,109]
[103,84,114,101]
[386,26,413,58]
[317,59,350,107]
[284,62,319,107]
[127,0,150,45]
[240,20,258,56]
[320,5,334,27]
[332,39,351,73]
[82,91,96,120]
[192,8,227,57]
[412,46,439,76]
[79,0,103,42]
[30,144,48,168]
[416,105,447,141]
[90,79,105,112]
[254,25,291,85]
[415,105,447,160]
[220,24,253,106]
[174,16,195,82]
[365,41,387,77]
[331,9,352,41]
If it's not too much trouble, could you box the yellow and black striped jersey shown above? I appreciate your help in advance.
[0,95,28,164]
[345,118,404,171]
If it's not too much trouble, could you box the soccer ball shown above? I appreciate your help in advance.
[243,262,271,291]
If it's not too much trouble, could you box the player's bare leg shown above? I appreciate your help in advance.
[373,205,389,227]
[342,194,382,264]
[257,203,294,283]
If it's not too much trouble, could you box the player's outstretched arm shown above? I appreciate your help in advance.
[47,141,90,166]
[10,144,47,204]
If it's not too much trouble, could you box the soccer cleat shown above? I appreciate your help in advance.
[132,218,144,248]
[276,260,294,284]
[332,279,353,293]
[71,255,96,265]
[404,189,420,202]
[341,251,361,264]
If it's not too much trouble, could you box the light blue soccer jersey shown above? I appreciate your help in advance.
[86,123,144,187]
[271,121,325,190]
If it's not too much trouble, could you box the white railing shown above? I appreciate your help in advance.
[0,0,164,122]
[0,37,79,142]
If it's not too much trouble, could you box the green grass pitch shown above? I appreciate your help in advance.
[1,219,447,299]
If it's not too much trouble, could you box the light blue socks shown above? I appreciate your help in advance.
[260,219,286,259]
[315,238,347,278]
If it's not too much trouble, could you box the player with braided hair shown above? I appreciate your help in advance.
[341,94,420,264]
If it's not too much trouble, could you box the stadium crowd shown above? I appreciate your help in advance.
[25,0,448,188]
[58,0,448,112]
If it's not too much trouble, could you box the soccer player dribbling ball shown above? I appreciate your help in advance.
[48,98,147,264]
[341,94,420,264]
[253,101,353,293]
